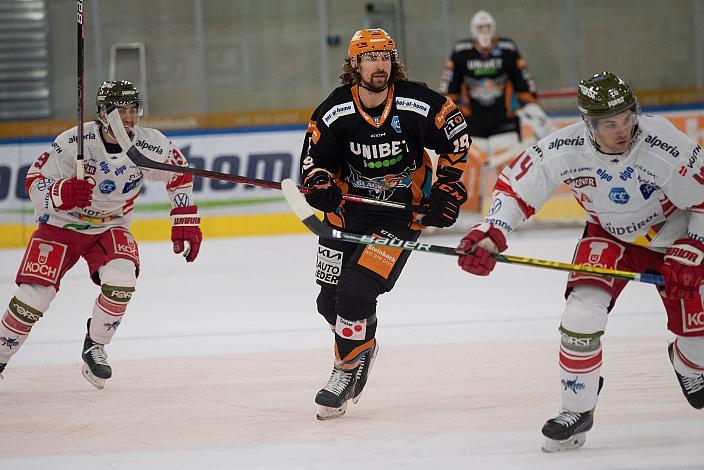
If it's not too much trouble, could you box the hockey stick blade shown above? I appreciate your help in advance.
[105,110,426,213]
[281,178,665,286]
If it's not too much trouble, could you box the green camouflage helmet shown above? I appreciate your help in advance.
[577,71,636,118]
[96,80,141,113]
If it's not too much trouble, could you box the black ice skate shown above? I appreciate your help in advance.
[541,376,604,453]
[81,319,111,389]
[315,361,360,420]
[668,342,704,409]
[0,362,5,379]
[352,341,379,403]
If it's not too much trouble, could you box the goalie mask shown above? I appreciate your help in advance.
[578,71,640,156]
[470,10,496,50]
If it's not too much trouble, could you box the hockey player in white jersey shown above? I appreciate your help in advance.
[455,71,704,451]
[0,80,202,388]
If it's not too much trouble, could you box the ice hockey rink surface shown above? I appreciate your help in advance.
[1,227,702,469]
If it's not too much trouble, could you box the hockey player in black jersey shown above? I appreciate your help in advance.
[300,28,471,420]
[439,10,553,212]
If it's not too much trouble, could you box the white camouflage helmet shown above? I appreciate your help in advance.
[470,10,496,50]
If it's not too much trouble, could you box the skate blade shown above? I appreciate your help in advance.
[541,432,586,453]
[316,401,348,420]
[81,363,106,390]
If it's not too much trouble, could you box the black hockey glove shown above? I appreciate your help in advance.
[302,169,343,213]
[421,180,468,228]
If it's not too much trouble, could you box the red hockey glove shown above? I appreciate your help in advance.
[50,177,93,210]
[421,180,468,228]
[171,205,202,262]
[455,222,508,276]
[661,238,704,299]
[302,169,343,213]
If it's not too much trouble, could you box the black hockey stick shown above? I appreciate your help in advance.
[280,178,665,286]
[76,0,85,179]
[105,110,427,214]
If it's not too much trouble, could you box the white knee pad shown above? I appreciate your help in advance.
[15,283,57,313]
[471,136,489,155]
[561,285,611,336]
[98,258,137,288]
[487,132,520,156]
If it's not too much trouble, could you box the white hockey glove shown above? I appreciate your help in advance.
[517,103,555,140]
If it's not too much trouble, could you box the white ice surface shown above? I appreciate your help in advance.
[0,227,701,469]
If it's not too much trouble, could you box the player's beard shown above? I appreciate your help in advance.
[361,72,389,93]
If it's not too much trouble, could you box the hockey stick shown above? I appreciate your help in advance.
[76,0,85,179]
[280,178,665,286]
[105,110,428,214]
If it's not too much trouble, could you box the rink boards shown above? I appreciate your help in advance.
[0,108,703,248]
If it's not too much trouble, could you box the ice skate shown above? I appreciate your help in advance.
[668,342,704,409]
[0,363,5,379]
[81,320,111,389]
[352,341,378,403]
[541,409,594,452]
[541,376,604,452]
[315,361,359,420]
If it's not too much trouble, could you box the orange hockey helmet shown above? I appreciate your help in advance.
[347,28,397,58]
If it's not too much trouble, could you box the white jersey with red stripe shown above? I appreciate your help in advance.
[485,114,704,250]
[26,121,194,234]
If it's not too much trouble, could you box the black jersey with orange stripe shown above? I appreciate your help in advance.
[439,37,537,126]
[300,80,470,228]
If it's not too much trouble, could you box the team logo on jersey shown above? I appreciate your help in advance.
[347,164,414,200]
[122,175,142,194]
[608,187,630,204]
[391,115,402,133]
[639,183,658,200]
[85,163,96,175]
[99,180,116,194]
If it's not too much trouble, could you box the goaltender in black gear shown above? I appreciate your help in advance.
[300,28,471,420]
